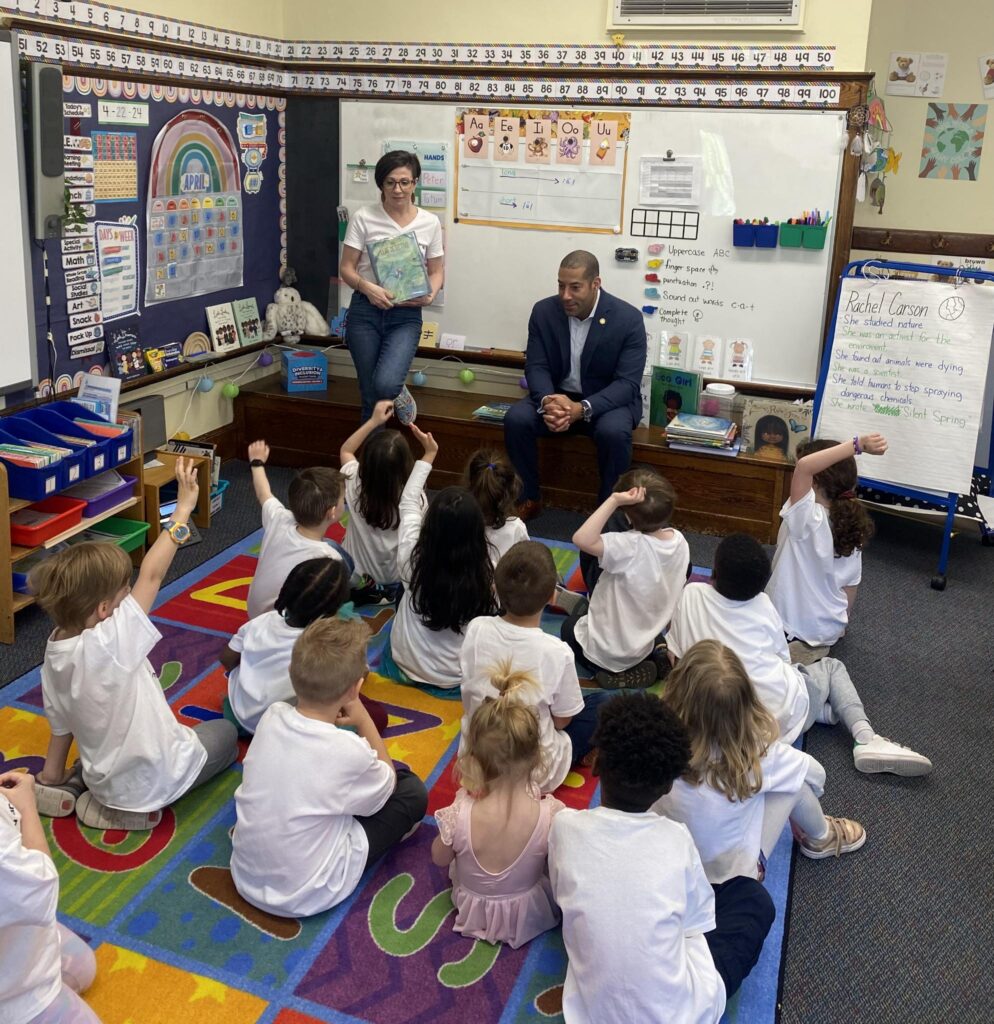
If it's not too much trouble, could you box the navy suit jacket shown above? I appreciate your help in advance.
[524,289,646,424]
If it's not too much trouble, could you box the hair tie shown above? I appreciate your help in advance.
[337,601,359,621]
[486,462,496,470]
[839,490,857,500]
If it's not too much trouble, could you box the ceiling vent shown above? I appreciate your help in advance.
[610,0,803,29]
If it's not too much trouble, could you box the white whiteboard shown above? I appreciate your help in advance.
[340,101,846,388]
[0,34,38,395]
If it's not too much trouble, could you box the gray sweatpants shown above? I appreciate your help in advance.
[798,657,868,734]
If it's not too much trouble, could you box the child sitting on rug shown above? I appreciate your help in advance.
[657,639,865,869]
[767,433,885,652]
[459,541,612,791]
[388,425,498,690]
[244,440,353,619]
[31,460,238,832]
[667,533,932,776]
[339,399,424,603]
[463,447,528,565]
[548,692,774,1022]
[432,667,562,948]
[231,617,428,918]
[221,557,387,736]
[563,468,690,689]
[0,771,101,1024]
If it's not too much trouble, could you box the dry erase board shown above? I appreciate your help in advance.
[339,100,847,388]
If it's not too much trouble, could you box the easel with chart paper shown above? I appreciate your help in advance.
[814,260,994,589]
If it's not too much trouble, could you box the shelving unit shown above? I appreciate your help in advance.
[0,409,146,644]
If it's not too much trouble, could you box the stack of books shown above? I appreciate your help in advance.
[664,413,740,457]
[71,416,129,439]
[471,401,513,423]
[0,440,71,469]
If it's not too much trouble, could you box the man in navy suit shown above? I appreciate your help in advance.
[504,250,646,518]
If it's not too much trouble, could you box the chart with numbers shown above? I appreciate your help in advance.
[92,130,137,201]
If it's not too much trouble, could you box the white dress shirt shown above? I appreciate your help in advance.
[560,291,600,394]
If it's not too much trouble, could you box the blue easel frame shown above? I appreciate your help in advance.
[814,259,994,590]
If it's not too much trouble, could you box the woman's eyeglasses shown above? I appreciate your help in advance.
[384,178,415,190]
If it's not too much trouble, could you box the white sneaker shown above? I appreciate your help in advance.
[853,735,933,777]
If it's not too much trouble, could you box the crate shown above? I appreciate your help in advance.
[2,418,87,489]
[48,400,135,467]
[63,473,137,518]
[0,427,65,501]
[10,496,88,546]
[74,516,151,553]
[17,407,114,477]
[210,479,230,516]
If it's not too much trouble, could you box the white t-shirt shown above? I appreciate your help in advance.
[226,610,301,733]
[549,806,724,1024]
[458,617,584,793]
[767,488,863,646]
[655,742,825,884]
[341,459,426,584]
[574,529,690,672]
[485,517,529,567]
[0,797,61,1024]
[41,595,207,811]
[391,460,467,688]
[343,203,444,284]
[231,702,395,917]
[667,583,809,744]
[246,496,342,620]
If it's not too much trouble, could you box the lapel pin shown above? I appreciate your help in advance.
[599,317,606,325]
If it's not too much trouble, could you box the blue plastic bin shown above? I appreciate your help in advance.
[18,407,113,477]
[0,426,64,501]
[48,400,135,467]
[2,416,87,487]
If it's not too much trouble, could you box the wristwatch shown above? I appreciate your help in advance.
[164,518,192,545]
[580,400,593,422]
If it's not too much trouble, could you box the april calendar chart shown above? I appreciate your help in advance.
[145,110,243,303]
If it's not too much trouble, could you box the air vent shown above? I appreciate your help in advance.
[611,0,802,28]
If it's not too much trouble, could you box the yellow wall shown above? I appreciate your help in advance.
[854,0,994,233]
[103,0,282,37]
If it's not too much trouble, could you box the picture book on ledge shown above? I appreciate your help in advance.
[648,367,701,427]
[206,303,240,353]
[741,397,813,463]
[232,297,262,345]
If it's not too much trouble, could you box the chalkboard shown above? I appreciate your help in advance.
[816,272,994,495]
[339,100,847,388]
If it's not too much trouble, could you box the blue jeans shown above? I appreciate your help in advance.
[563,690,617,763]
[346,291,422,421]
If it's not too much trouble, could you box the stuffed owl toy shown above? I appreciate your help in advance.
[263,269,329,342]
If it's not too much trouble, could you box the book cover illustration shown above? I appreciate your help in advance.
[741,398,813,463]
[206,302,240,353]
[471,401,513,422]
[367,232,430,304]
[232,297,262,345]
[106,324,145,381]
[648,366,701,427]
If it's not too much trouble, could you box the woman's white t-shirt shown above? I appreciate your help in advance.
[343,204,444,284]
[485,517,529,567]
[226,610,301,733]
[767,488,862,646]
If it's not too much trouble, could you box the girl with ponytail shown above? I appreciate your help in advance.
[464,447,528,565]
[431,664,562,948]
[767,432,887,649]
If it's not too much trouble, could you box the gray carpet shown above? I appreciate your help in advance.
[2,460,990,1022]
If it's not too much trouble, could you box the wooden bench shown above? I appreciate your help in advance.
[234,377,793,543]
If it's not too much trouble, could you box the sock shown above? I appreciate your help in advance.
[852,720,874,745]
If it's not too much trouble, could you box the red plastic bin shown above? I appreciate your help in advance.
[10,496,88,547]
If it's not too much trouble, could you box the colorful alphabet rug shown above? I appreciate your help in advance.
[0,529,793,1023]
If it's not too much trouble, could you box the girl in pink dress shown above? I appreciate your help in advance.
[430,666,563,948]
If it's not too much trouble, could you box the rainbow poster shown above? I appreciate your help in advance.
[144,110,243,304]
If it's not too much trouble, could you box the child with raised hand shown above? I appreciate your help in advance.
[549,692,774,1022]
[657,639,865,868]
[1,771,101,1024]
[389,424,498,689]
[432,666,562,948]
[339,399,422,603]
[231,617,428,918]
[460,541,612,791]
[31,459,238,831]
[668,533,932,777]
[245,440,353,619]
[565,467,689,689]
[221,557,388,736]
[768,433,885,651]
[463,447,528,565]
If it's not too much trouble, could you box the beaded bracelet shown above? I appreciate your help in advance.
[852,435,862,455]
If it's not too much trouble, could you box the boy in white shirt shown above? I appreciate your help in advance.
[459,541,613,792]
[231,616,428,918]
[0,771,100,1024]
[563,468,690,689]
[30,459,238,831]
[548,692,774,1024]
[245,440,353,619]
[667,533,932,776]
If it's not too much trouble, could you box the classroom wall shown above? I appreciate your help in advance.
[853,0,994,233]
[104,0,282,38]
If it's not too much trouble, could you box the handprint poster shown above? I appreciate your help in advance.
[919,103,987,181]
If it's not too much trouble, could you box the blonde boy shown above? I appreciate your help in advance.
[231,617,427,917]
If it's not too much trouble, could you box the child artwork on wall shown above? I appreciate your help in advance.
[660,330,689,369]
[741,398,813,463]
[919,103,988,181]
[724,338,754,381]
[691,335,722,376]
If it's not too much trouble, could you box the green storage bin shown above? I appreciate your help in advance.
[65,517,151,553]
[802,225,828,250]
[779,223,804,248]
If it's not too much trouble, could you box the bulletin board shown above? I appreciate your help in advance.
[25,76,286,400]
[340,100,847,389]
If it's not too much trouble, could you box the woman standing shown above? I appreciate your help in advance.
[340,151,445,424]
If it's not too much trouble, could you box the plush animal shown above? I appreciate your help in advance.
[889,56,916,83]
[262,269,329,342]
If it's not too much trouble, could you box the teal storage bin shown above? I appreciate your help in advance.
[802,225,828,250]
[779,224,804,248]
